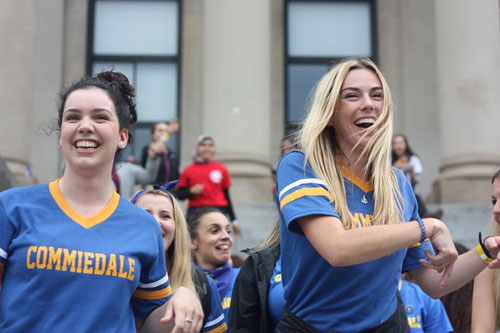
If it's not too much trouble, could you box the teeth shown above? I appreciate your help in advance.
[355,118,375,125]
[217,245,229,250]
[76,140,97,148]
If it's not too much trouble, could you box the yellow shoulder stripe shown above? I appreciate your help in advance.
[133,285,172,300]
[280,187,332,211]
[205,323,227,333]
[0,262,3,270]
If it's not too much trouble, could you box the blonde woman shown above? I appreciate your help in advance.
[472,169,500,332]
[275,58,500,332]
[131,184,227,333]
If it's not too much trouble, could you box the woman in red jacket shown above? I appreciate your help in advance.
[176,135,240,236]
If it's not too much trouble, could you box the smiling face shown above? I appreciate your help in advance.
[191,211,232,269]
[135,193,176,250]
[197,139,216,162]
[492,178,500,225]
[60,87,128,173]
[329,68,384,156]
[392,135,407,158]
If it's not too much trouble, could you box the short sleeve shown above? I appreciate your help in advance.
[409,155,423,176]
[202,275,227,333]
[132,231,172,319]
[0,198,15,271]
[276,151,339,233]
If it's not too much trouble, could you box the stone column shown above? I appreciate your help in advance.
[182,0,284,203]
[434,0,500,203]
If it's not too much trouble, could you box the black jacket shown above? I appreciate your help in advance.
[228,245,281,332]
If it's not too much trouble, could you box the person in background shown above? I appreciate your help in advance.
[187,207,240,325]
[471,169,500,332]
[391,134,442,219]
[112,140,163,199]
[177,135,241,236]
[132,183,227,333]
[400,273,453,332]
[0,71,202,332]
[141,119,180,185]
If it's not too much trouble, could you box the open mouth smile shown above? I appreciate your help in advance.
[355,118,375,129]
[74,140,99,151]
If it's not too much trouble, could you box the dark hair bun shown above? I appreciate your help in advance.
[97,71,137,124]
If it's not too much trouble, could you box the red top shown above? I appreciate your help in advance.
[178,161,231,207]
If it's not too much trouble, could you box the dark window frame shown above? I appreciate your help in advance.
[284,0,378,134]
[87,0,182,161]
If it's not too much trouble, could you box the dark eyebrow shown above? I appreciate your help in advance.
[63,108,113,115]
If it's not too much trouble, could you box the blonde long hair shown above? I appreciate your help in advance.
[300,58,403,228]
[490,169,500,328]
[135,188,195,293]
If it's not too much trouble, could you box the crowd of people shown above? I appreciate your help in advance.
[1,58,500,332]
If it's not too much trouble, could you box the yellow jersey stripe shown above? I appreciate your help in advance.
[205,322,227,333]
[49,179,120,229]
[280,187,333,211]
[133,285,172,300]
[0,262,3,270]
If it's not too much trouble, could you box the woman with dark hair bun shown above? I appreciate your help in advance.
[0,71,203,332]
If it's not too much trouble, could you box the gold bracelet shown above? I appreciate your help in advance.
[476,244,493,264]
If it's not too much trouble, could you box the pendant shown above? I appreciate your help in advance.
[361,194,368,204]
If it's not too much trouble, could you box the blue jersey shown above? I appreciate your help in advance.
[276,151,434,332]
[203,275,228,333]
[221,267,240,325]
[400,280,453,333]
[0,180,172,332]
[268,255,286,332]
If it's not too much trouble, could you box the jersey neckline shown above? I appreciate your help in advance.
[338,164,374,193]
[49,178,120,229]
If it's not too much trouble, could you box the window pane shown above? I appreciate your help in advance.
[288,63,330,124]
[131,126,152,162]
[136,63,177,122]
[288,1,371,57]
[92,62,135,85]
[94,0,178,55]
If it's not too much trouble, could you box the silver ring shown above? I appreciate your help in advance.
[185,318,194,323]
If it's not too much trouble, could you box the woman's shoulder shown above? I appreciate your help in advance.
[277,149,305,170]
[0,183,48,202]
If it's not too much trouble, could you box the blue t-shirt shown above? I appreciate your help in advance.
[276,151,434,332]
[0,181,172,332]
[268,255,286,332]
[202,275,227,332]
[221,267,240,325]
[400,280,453,333]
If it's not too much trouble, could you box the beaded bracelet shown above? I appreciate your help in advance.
[416,218,426,244]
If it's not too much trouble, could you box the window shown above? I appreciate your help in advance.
[285,0,376,132]
[88,0,180,162]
